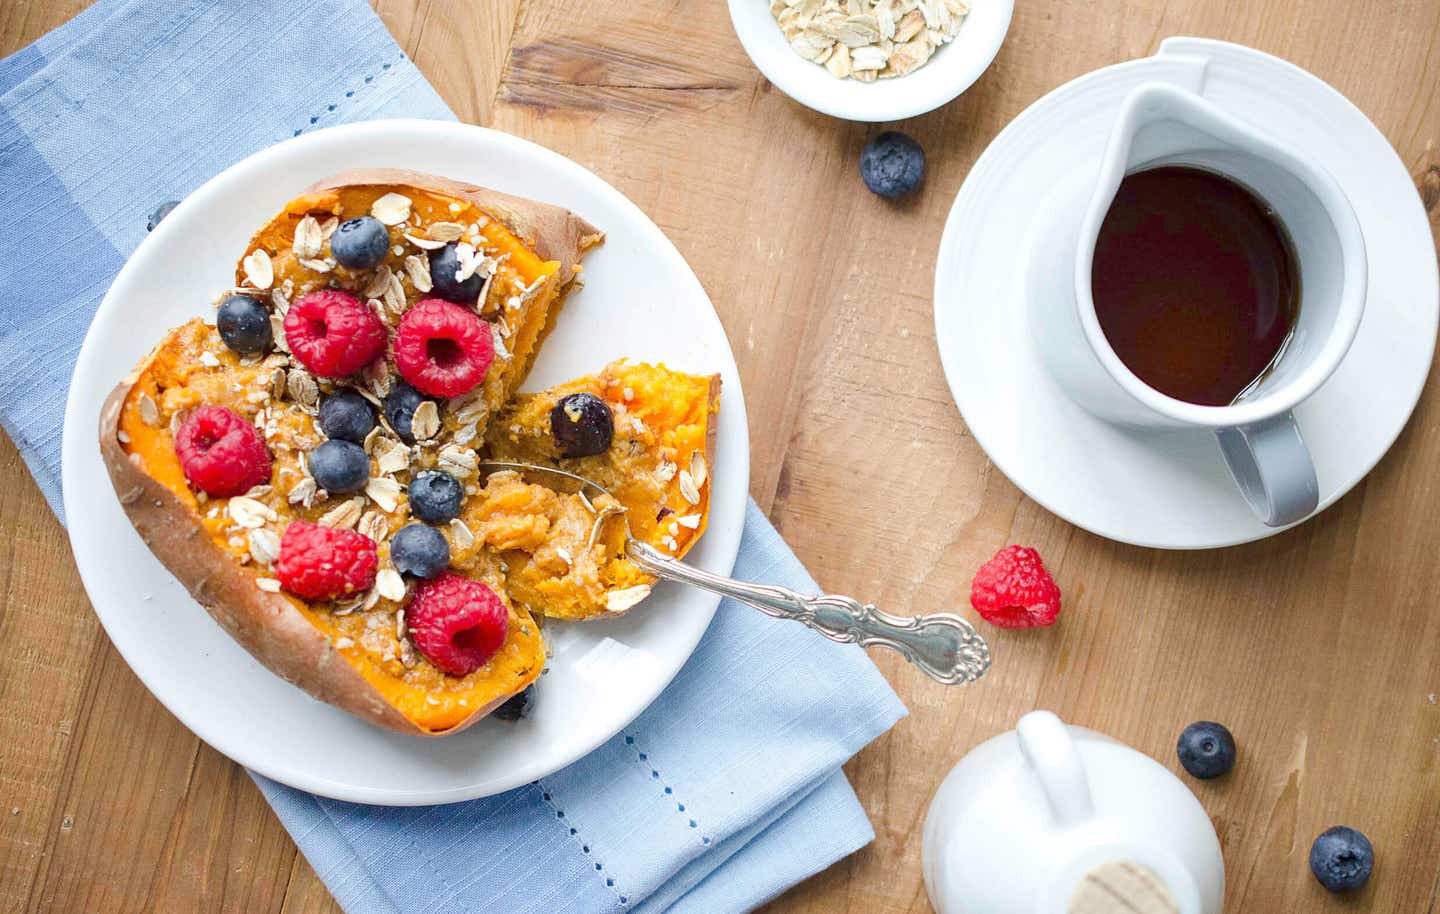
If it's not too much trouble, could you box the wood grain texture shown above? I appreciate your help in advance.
[1,1,1438,913]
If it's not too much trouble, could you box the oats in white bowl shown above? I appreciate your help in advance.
[769,0,968,80]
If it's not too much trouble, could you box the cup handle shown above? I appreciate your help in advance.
[1016,711,1094,827]
[1215,411,1319,527]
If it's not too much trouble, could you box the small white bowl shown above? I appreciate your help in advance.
[728,0,1014,122]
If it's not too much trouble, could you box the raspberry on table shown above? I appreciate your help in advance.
[393,298,494,398]
[283,290,387,378]
[273,521,378,601]
[173,405,272,497]
[969,544,1061,628]
[405,572,508,676]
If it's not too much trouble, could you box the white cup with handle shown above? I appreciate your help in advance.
[921,710,1224,914]
[1027,80,1367,527]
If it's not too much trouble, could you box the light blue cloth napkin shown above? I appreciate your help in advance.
[1,1,907,912]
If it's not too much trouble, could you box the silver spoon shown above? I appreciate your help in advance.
[479,461,991,685]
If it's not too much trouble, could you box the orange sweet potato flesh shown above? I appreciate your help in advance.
[481,361,721,620]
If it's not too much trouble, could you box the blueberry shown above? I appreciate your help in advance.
[383,381,431,443]
[860,131,925,199]
[409,469,464,524]
[1310,826,1374,893]
[147,200,179,232]
[309,439,370,493]
[550,393,613,458]
[330,216,391,270]
[216,294,273,355]
[319,389,376,444]
[391,523,450,579]
[428,243,485,303]
[1176,721,1235,779]
[492,685,534,722]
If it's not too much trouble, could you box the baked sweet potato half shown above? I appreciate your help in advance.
[100,172,602,736]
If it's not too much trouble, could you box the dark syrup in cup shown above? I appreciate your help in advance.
[1091,166,1300,407]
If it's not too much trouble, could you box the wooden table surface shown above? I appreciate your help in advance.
[3,1,1439,912]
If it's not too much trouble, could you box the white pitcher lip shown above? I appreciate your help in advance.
[1071,81,1368,428]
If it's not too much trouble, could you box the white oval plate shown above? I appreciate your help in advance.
[61,120,750,805]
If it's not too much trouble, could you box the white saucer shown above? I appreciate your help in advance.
[933,37,1438,549]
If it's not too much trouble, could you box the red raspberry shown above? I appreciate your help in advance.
[283,290,387,378]
[405,572,508,676]
[970,545,1062,629]
[393,298,494,398]
[273,521,378,601]
[174,405,272,497]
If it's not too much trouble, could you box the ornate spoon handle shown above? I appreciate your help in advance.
[626,541,991,685]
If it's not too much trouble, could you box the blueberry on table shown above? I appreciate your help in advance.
[428,243,486,303]
[147,200,179,232]
[216,294,273,355]
[1176,721,1235,779]
[409,470,465,524]
[391,523,451,579]
[550,392,614,458]
[329,216,391,270]
[318,389,376,444]
[860,131,926,199]
[382,381,430,444]
[492,685,534,722]
[309,439,370,494]
[1310,826,1374,893]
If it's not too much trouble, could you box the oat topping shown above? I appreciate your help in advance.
[679,469,701,505]
[426,221,466,242]
[242,249,274,289]
[370,192,413,226]
[376,568,407,602]
[319,496,364,530]
[372,436,410,475]
[293,216,323,259]
[381,272,407,318]
[411,400,441,441]
[364,476,403,513]
[249,528,281,565]
[403,254,433,293]
[606,584,652,613]
[286,369,320,409]
[137,393,161,427]
[447,518,474,550]
[363,265,394,300]
[288,476,319,507]
[402,232,447,251]
[228,496,277,529]
[769,0,967,80]
[357,510,389,544]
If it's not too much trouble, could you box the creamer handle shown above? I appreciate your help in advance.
[1017,711,1095,827]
